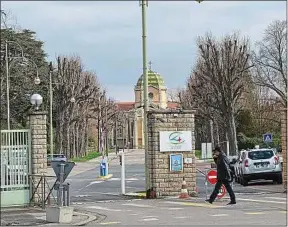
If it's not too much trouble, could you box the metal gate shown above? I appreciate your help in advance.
[1,129,31,207]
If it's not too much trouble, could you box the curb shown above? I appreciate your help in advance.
[96,174,113,181]
[124,192,146,198]
[72,211,97,226]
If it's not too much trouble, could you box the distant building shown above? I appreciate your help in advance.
[114,63,180,149]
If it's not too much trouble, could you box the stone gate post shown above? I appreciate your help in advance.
[29,111,48,202]
[147,110,196,197]
[281,109,287,191]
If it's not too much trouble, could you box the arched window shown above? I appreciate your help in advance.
[148,92,154,101]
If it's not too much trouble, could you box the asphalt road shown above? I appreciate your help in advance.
[47,149,285,205]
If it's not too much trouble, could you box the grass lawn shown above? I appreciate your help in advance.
[71,149,115,162]
[195,150,201,159]
[71,151,102,162]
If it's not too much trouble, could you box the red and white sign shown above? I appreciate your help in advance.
[206,169,217,185]
[217,185,226,199]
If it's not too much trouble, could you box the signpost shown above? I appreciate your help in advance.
[263,133,273,143]
[206,169,217,185]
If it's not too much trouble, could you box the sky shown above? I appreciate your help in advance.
[2,1,286,102]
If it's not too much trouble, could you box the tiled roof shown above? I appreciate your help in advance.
[116,102,135,111]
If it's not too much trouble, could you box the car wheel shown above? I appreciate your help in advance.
[276,176,283,184]
[242,177,248,186]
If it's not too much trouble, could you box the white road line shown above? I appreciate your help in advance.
[167,207,184,210]
[85,206,123,212]
[85,181,103,187]
[122,203,153,208]
[211,214,228,217]
[175,217,188,219]
[237,198,286,204]
[264,197,287,200]
[142,218,159,221]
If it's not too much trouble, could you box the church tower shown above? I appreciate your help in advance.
[134,61,167,109]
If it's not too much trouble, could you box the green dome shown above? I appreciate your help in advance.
[136,70,166,88]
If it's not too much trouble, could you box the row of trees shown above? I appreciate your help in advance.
[1,10,118,159]
[178,20,286,155]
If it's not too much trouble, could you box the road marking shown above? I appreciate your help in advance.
[264,197,286,200]
[85,206,122,212]
[279,211,287,214]
[100,221,121,225]
[163,201,223,208]
[109,178,121,181]
[245,212,265,215]
[129,213,139,216]
[174,216,188,219]
[142,218,159,221]
[167,207,184,210]
[85,181,103,187]
[211,214,228,217]
[122,203,153,208]
[237,198,286,204]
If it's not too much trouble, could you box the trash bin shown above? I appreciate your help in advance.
[100,160,107,176]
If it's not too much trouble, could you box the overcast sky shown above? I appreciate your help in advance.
[2,1,286,101]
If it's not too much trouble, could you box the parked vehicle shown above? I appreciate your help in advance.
[234,150,246,183]
[238,148,282,186]
[47,154,67,166]
[227,155,238,177]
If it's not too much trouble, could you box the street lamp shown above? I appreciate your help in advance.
[139,0,150,196]
[30,93,43,110]
[5,40,41,130]
[5,40,24,130]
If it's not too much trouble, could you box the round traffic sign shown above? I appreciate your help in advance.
[217,185,226,199]
[206,169,217,185]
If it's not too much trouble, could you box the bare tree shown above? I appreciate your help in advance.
[187,33,252,155]
[252,20,287,107]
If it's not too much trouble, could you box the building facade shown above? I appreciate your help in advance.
[114,66,179,149]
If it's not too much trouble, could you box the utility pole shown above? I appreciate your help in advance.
[140,0,150,195]
[49,62,54,157]
[5,41,10,130]
[210,119,214,148]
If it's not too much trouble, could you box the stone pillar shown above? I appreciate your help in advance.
[29,111,48,202]
[147,110,196,197]
[281,109,287,191]
[134,111,138,149]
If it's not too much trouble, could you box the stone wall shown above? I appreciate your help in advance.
[281,109,287,191]
[147,110,196,197]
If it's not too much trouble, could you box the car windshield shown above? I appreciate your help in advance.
[248,150,274,160]
[54,154,65,158]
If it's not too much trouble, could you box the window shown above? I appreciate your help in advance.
[148,92,154,101]
[248,150,274,160]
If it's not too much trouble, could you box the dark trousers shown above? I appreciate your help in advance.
[209,180,236,203]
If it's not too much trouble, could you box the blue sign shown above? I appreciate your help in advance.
[170,154,183,172]
[263,133,273,143]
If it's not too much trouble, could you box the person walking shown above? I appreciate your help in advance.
[206,145,236,205]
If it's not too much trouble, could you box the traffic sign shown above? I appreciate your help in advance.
[217,185,226,199]
[263,133,272,143]
[51,161,75,182]
[206,169,217,185]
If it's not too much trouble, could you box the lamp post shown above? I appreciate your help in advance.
[139,0,150,196]
[5,40,24,130]
[30,93,43,110]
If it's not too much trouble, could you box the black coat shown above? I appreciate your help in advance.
[215,152,232,181]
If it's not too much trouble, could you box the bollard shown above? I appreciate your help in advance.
[58,163,65,207]
[121,151,125,195]
[67,183,70,206]
[205,169,208,200]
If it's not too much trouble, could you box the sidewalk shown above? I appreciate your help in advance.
[0,207,97,226]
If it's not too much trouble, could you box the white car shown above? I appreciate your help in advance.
[234,150,246,183]
[238,148,282,186]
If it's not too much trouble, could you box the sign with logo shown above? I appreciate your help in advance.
[159,131,192,152]
[169,154,183,172]
[263,133,272,143]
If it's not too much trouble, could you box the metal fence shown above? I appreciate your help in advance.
[1,129,31,207]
